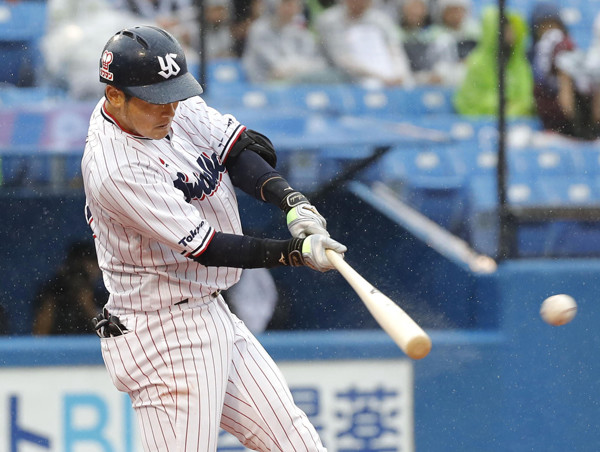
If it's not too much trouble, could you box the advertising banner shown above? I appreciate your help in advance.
[1,360,412,452]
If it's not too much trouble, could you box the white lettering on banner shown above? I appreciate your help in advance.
[0,361,413,452]
[219,360,414,452]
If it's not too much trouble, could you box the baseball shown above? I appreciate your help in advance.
[540,294,577,326]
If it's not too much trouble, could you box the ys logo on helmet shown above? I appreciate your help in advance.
[157,54,180,79]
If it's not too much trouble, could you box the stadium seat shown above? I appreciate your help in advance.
[0,85,67,107]
[534,174,599,205]
[206,58,247,87]
[377,145,467,230]
[574,144,600,176]
[0,1,48,86]
[347,86,456,116]
[508,146,578,178]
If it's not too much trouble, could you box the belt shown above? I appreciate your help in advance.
[175,290,221,306]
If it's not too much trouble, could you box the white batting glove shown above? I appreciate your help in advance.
[301,234,347,272]
[287,203,329,239]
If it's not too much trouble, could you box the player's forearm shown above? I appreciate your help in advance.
[191,231,300,268]
[191,231,346,272]
[226,142,329,240]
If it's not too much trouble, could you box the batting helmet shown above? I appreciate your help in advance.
[99,25,203,104]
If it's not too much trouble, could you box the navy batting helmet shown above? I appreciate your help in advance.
[99,25,203,104]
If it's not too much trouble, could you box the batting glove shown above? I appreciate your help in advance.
[295,234,347,272]
[285,197,329,239]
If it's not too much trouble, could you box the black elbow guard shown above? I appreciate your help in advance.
[229,129,277,168]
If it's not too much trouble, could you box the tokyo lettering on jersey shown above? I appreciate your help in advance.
[82,96,246,312]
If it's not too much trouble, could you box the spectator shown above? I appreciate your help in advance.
[230,0,264,56]
[584,12,600,131]
[32,241,108,335]
[424,0,480,86]
[304,0,335,27]
[112,0,199,51]
[242,0,332,84]
[222,268,279,334]
[205,0,235,59]
[315,0,414,87]
[454,6,534,117]
[396,0,434,80]
[41,0,142,99]
[529,1,598,139]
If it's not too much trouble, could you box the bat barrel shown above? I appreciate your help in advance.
[325,250,432,360]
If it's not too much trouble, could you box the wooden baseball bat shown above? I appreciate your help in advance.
[326,250,432,360]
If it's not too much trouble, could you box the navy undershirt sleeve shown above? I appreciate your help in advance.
[196,150,304,268]
[191,232,299,268]
[226,148,278,199]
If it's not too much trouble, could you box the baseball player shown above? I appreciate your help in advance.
[83,25,345,452]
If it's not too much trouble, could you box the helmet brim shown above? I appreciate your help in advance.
[123,72,204,104]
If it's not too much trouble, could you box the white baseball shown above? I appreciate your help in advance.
[540,294,578,326]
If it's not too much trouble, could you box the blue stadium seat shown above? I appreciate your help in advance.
[574,144,600,176]
[205,58,247,87]
[534,174,599,205]
[357,86,456,116]
[0,85,67,106]
[0,1,48,86]
[205,84,309,114]
[508,146,578,178]
[377,145,467,230]
[273,84,351,114]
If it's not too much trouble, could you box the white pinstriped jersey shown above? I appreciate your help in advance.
[82,96,246,312]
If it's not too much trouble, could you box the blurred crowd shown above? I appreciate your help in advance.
[13,0,594,141]
[39,0,484,92]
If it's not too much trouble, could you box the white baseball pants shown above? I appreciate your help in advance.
[100,296,326,452]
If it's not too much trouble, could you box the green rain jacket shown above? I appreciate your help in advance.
[453,6,534,117]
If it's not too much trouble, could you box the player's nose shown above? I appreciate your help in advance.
[160,101,178,116]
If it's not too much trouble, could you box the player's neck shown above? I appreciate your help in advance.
[102,100,142,138]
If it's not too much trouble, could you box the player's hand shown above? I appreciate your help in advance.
[289,234,346,272]
[287,203,329,239]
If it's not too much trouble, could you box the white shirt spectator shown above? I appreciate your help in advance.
[41,0,144,99]
[425,0,480,86]
[243,0,329,83]
[315,0,414,87]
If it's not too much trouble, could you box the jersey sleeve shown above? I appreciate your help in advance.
[96,144,215,260]
[177,98,247,165]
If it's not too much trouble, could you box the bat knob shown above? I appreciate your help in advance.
[406,335,432,360]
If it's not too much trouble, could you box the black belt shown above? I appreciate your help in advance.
[175,291,220,306]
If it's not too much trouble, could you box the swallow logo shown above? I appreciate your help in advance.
[173,153,226,203]
[100,50,114,81]
[157,53,180,79]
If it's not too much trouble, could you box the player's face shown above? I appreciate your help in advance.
[105,86,179,140]
[122,97,179,140]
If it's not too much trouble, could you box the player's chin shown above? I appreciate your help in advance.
[149,124,171,140]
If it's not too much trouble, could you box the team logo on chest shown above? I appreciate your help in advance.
[173,153,226,203]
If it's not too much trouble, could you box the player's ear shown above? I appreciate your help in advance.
[105,85,126,107]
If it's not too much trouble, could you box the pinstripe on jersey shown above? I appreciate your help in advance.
[101,297,326,452]
[82,97,244,312]
[84,94,327,451]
